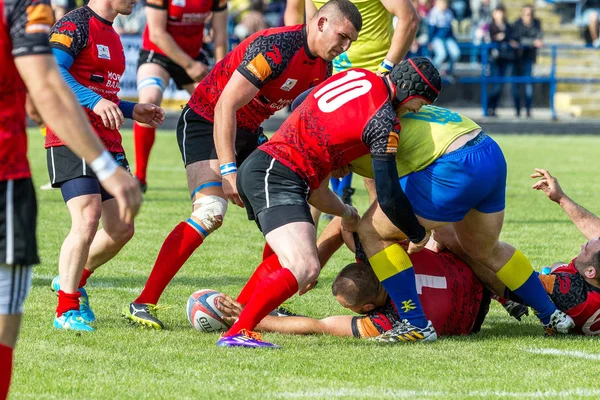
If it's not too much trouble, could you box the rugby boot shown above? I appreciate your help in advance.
[341,187,355,206]
[54,310,94,331]
[543,309,574,336]
[269,301,304,317]
[122,302,164,329]
[51,276,96,323]
[375,319,437,343]
[217,330,280,349]
[502,299,529,322]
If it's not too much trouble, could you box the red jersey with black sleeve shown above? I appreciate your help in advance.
[45,6,126,152]
[142,0,227,59]
[539,260,600,335]
[351,249,487,338]
[0,0,53,181]
[188,24,332,133]
[260,68,400,190]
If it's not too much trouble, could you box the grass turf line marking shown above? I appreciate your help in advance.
[522,347,600,360]
[271,388,600,398]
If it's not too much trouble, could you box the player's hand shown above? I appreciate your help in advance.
[133,103,165,127]
[185,61,209,82]
[93,99,125,130]
[340,205,360,232]
[26,95,45,128]
[222,172,245,208]
[216,294,243,325]
[407,231,431,255]
[331,165,351,179]
[100,167,143,225]
[531,168,566,204]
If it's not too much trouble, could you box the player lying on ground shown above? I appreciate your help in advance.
[124,0,362,330]
[1,0,142,395]
[47,0,164,331]
[348,104,574,342]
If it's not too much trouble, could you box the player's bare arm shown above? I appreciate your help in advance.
[211,9,229,62]
[284,0,305,25]
[15,55,142,223]
[532,168,600,240]
[377,0,420,75]
[213,71,260,208]
[308,177,360,230]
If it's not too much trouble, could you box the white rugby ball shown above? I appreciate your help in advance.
[186,289,229,333]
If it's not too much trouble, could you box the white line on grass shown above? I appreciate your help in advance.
[521,347,600,360]
[270,388,600,399]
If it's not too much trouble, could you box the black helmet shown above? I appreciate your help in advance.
[389,57,441,105]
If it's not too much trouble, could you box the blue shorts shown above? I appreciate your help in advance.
[60,177,113,203]
[399,133,507,222]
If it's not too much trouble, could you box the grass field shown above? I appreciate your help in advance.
[11,131,600,399]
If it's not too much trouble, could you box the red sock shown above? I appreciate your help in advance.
[78,268,93,288]
[236,253,282,305]
[226,266,298,336]
[0,343,13,400]
[492,294,508,305]
[262,243,275,261]
[135,222,203,305]
[56,290,80,316]
[133,122,156,185]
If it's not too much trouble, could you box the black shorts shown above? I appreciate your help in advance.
[46,146,130,202]
[237,150,313,235]
[0,179,38,266]
[176,106,268,167]
[138,49,210,90]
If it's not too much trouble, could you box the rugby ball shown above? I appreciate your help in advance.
[187,289,230,333]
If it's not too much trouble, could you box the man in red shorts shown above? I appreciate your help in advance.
[0,0,142,395]
[124,0,363,329]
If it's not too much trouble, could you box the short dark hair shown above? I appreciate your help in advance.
[331,263,379,306]
[317,0,363,33]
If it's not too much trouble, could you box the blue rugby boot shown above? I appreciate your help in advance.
[51,275,96,323]
[54,310,95,331]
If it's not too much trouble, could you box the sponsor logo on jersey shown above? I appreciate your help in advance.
[58,21,77,32]
[50,33,72,47]
[246,53,272,81]
[173,0,186,6]
[386,131,399,154]
[266,45,282,64]
[25,4,54,34]
[280,78,297,92]
[97,45,111,60]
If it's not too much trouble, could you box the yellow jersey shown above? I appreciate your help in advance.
[312,0,393,73]
[350,106,481,178]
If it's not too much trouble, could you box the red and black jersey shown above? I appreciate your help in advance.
[351,249,487,338]
[45,6,126,152]
[188,24,332,133]
[261,68,400,189]
[539,260,600,335]
[0,0,53,181]
[142,0,226,59]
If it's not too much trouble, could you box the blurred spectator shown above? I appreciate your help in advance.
[429,0,461,79]
[487,5,518,117]
[51,0,86,20]
[450,0,471,35]
[408,0,431,56]
[512,5,543,118]
[576,0,600,47]
[114,2,146,35]
[229,0,285,42]
[472,0,493,46]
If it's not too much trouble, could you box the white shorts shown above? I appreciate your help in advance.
[0,264,33,315]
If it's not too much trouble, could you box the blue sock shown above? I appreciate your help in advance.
[381,268,428,328]
[339,172,353,192]
[330,177,340,196]
[512,271,555,325]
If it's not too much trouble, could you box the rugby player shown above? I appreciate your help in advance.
[133,0,228,192]
[47,0,165,331]
[215,58,441,348]
[0,0,141,395]
[349,105,574,342]
[286,0,420,218]
[124,0,363,329]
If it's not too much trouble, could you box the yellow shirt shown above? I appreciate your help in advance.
[312,0,393,73]
[350,106,481,178]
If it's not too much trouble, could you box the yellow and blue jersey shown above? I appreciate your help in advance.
[312,0,393,73]
[350,106,481,178]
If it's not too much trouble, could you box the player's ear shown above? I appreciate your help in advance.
[584,266,597,280]
[363,303,376,312]
[318,17,326,32]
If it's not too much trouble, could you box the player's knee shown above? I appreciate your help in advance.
[191,196,228,236]
[112,221,135,244]
[137,77,166,98]
[76,207,102,240]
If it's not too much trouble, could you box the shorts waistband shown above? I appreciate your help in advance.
[441,131,493,160]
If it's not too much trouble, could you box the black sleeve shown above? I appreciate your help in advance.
[212,0,227,12]
[144,0,168,9]
[7,0,53,57]
[49,8,90,58]
[372,157,426,244]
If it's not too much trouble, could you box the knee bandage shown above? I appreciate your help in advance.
[189,196,228,236]
[137,77,166,92]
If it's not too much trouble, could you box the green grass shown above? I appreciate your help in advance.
[11,132,600,399]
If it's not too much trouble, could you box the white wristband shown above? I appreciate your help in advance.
[90,150,118,182]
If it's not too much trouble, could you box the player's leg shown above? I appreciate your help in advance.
[454,209,573,334]
[0,264,33,399]
[133,62,169,192]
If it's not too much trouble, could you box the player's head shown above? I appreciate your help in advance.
[389,57,441,114]
[309,0,362,61]
[109,0,137,15]
[332,263,384,314]
[574,237,600,283]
